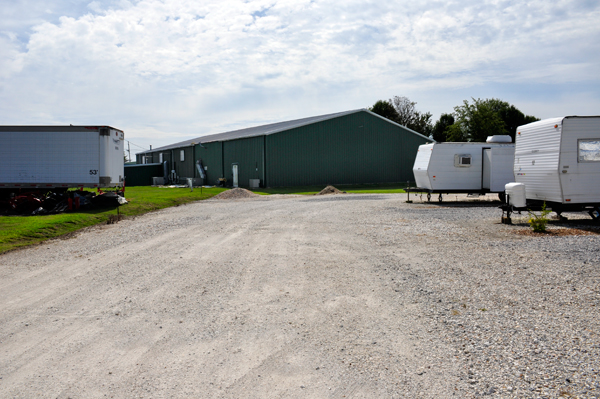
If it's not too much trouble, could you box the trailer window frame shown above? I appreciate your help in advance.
[454,154,472,167]
[578,139,600,163]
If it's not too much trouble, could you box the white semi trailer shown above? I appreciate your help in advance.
[0,126,124,189]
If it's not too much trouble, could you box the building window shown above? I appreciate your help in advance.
[159,153,163,163]
[180,150,185,162]
[578,139,600,162]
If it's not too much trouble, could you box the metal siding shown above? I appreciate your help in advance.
[162,151,172,168]
[124,164,163,186]
[514,118,563,203]
[136,110,365,153]
[98,128,125,186]
[413,143,434,189]
[559,117,600,203]
[489,146,516,192]
[196,142,223,186]
[415,143,514,192]
[175,147,195,178]
[266,111,430,187]
[223,136,264,188]
[0,130,100,185]
[141,111,431,188]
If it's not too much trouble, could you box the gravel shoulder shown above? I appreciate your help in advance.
[0,194,598,398]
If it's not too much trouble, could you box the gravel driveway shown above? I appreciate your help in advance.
[1,193,599,398]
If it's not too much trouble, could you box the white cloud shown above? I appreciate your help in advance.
[1,0,599,152]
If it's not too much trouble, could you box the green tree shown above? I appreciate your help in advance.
[498,105,539,140]
[450,98,509,142]
[369,96,433,136]
[407,111,433,137]
[369,100,399,123]
[392,96,433,136]
[432,113,454,142]
[448,98,540,142]
[391,96,418,127]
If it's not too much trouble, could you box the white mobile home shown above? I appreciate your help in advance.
[413,136,515,200]
[513,116,600,211]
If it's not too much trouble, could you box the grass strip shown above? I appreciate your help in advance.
[0,186,225,254]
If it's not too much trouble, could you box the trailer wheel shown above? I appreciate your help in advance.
[427,193,431,202]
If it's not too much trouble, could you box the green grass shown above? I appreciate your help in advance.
[0,186,226,254]
[251,183,412,195]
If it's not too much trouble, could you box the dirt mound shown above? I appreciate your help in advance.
[213,188,260,200]
[316,185,346,195]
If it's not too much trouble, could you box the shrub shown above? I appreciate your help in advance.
[528,202,551,232]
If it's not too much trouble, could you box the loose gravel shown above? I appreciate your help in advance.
[0,193,598,398]
[212,188,260,199]
[317,185,346,195]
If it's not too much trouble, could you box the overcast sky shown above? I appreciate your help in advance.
[1,0,599,155]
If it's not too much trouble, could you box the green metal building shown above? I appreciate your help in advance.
[124,163,163,186]
[136,109,433,188]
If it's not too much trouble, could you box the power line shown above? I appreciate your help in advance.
[126,140,150,151]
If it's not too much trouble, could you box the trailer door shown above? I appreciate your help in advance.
[482,149,492,189]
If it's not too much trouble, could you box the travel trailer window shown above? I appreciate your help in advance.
[454,154,472,167]
[578,140,600,162]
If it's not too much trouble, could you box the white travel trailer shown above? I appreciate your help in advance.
[413,136,515,201]
[509,116,600,218]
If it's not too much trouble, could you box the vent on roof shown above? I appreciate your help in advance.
[486,135,512,143]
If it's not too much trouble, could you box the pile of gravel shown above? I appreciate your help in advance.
[212,188,260,200]
[317,185,346,195]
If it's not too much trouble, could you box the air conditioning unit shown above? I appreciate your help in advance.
[249,179,260,188]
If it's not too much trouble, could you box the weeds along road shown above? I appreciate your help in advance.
[1,194,599,398]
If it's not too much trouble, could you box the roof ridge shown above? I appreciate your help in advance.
[139,109,366,153]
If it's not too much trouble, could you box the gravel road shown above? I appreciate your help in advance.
[1,193,599,398]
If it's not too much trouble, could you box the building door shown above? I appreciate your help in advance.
[482,149,492,189]
[232,164,239,188]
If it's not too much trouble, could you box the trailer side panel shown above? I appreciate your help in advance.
[0,126,124,188]
[427,143,484,191]
[514,118,563,203]
[558,117,600,204]
[413,143,434,189]
[489,146,515,192]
